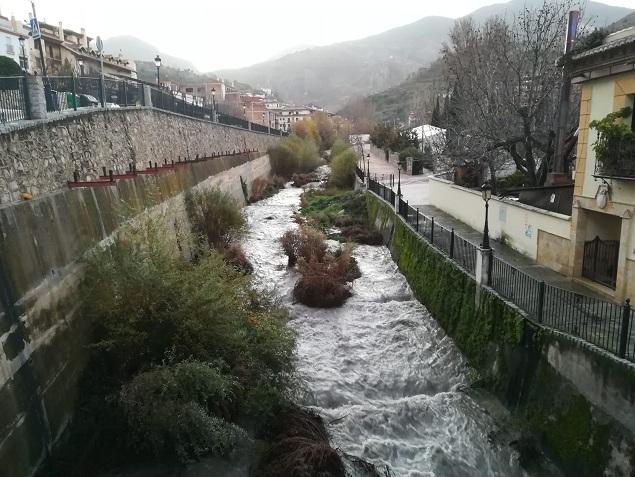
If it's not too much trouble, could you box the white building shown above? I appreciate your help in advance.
[267,105,312,132]
[0,14,32,72]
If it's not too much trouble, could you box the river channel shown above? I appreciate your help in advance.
[240,184,550,477]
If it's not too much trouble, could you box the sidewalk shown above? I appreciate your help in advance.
[362,142,610,302]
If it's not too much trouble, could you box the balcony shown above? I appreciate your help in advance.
[593,136,635,180]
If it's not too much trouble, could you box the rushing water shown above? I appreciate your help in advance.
[241,184,539,477]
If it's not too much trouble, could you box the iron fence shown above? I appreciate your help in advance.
[47,76,145,112]
[365,175,634,362]
[0,76,29,123]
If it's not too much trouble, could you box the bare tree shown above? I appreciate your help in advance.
[442,1,579,187]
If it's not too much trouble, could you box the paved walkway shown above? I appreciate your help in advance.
[362,142,610,302]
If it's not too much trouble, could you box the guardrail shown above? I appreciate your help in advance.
[2,74,287,137]
[364,173,634,363]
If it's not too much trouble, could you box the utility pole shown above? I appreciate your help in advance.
[30,1,54,111]
[550,8,579,184]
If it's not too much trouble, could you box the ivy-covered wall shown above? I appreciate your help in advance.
[366,192,635,476]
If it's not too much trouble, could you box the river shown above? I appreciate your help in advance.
[241,184,544,477]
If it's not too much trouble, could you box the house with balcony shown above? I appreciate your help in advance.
[28,20,136,78]
[0,14,32,71]
[567,27,635,301]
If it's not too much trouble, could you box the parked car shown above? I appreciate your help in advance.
[79,94,99,107]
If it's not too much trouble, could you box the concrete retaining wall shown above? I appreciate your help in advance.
[0,153,272,477]
[428,175,572,261]
[0,107,280,204]
[366,191,635,476]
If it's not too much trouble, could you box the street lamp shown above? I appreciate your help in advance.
[154,54,162,86]
[397,161,402,196]
[77,58,84,76]
[481,183,492,249]
[18,36,26,71]
[366,153,371,178]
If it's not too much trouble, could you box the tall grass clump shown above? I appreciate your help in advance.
[268,134,322,178]
[46,224,296,474]
[329,138,350,158]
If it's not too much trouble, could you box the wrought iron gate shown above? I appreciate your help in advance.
[582,236,619,289]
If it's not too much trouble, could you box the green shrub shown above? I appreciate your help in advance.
[63,231,296,468]
[268,134,322,178]
[120,361,244,460]
[185,187,245,248]
[0,56,22,76]
[330,139,351,158]
[329,149,358,189]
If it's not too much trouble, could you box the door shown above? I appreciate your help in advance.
[582,236,619,289]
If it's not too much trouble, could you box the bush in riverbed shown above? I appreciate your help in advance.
[329,138,351,158]
[294,252,353,308]
[223,243,253,273]
[281,225,327,267]
[291,172,319,187]
[251,175,286,202]
[185,187,245,249]
[257,407,345,477]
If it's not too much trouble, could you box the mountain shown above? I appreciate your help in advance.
[608,11,635,32]
[339,4,634,125]
[215,0,632,111]
[339,60,446,125]
[216,16,454,111]
[103,35,196,71]
[466,0,632,26]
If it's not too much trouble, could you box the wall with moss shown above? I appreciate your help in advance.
[0,153,272,477]
[366,192,635,476]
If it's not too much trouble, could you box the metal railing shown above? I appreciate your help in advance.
[0,75,29,123]
[0,74,287,137]
[593,136,635,180]
[366,175,634,362]
[47,76,144,112]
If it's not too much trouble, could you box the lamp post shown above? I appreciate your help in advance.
[397,162,402,197]
[18,36,27,71]
[366,153,371,178]
[481,183,492,249]
[211,87,216,121]
[77,58,84,76]
[154,54,161,87]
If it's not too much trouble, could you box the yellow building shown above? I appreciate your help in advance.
[568,27,635,301]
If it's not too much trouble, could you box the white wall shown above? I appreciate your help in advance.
[428,176,571,259]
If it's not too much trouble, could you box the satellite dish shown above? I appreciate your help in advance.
[96,36,103,52]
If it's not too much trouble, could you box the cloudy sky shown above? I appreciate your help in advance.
[1,0,633,71]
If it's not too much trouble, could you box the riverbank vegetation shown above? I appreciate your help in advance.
[40,193,297,475]
[184,187,252,272]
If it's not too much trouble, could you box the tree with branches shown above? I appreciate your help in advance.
[442,1,581,187]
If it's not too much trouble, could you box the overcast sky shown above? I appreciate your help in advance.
[1,0,633,71]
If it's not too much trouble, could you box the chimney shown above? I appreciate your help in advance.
[80,27,87,48]
[10,15,17,33]
[58,21,64,41]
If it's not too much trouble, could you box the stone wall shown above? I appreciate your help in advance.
[366,191,635,476]
[0,153,272,477]
[0,107,280,204]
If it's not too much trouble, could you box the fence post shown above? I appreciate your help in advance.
[537,281,546,323]
[98,76,105,108]
[21,73,32,120]
[122,80,127,107]
[71,75,77,111]
[450,228,455,259]
[431,217,435,245]
[618,299,631,358]
[142,85,152,107]
[416,208,419,232]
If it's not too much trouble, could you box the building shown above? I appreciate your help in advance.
[566,26,635,300]
[28,20,136,78]
[267,105,313,132]
[0,14,32,71]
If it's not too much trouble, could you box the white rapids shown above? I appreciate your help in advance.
[241,185,535,477]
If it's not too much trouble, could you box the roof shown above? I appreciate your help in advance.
[571,33,635,62]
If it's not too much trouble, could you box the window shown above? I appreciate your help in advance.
[5,37,14,56]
